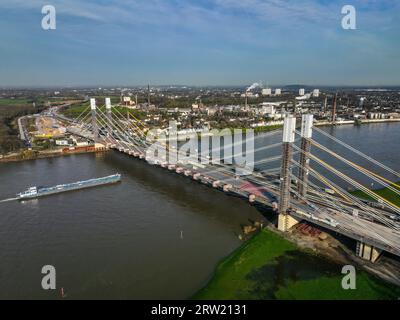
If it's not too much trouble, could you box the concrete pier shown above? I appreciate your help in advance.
[356,241,382,263]
[278,213,300,232]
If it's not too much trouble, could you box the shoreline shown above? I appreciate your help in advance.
[0,147,107,163]
[315,118,400,126]
[3,120,400,162]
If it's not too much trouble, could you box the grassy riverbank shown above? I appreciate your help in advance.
[193,229,400,300]
[252,124,283,133]
[0,103,45,154]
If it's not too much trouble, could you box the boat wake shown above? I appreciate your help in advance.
[0,197,18,203]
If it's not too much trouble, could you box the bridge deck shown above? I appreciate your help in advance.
[56,105,400,258]
[113,145,400,257]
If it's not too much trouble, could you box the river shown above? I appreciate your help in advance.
[0,123,399,299]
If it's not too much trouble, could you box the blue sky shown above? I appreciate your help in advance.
[0,0,399,87]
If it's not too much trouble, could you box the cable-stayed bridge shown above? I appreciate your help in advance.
[55,98,400,262]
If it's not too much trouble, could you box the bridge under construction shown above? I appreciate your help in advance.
[54,98,400,263]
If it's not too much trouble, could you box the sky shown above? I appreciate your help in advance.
[0,0,399,87]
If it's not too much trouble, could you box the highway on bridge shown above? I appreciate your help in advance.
[50,99,400,261]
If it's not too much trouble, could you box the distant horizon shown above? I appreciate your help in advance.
[2,84,400,90]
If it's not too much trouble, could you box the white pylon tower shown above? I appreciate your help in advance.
[105,97,112,138]
[279,115,296,215]
[298,114,313,197]
[90,98,98,142]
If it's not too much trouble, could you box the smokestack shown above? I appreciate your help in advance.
[324,96,327,113]
[148,84,151,105]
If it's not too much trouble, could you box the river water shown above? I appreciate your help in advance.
[0,123,399,299]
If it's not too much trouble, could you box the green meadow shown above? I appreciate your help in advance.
[194,229,400,300]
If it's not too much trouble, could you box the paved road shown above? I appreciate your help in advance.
[17,115,38,147]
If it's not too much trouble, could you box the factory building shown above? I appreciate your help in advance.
[259,103,276,115]
[262,88,272,96]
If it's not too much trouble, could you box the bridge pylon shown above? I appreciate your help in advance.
[90,98,99,142]
[278,115,299,232]
[298,114,313,197]
[105,97,112,139]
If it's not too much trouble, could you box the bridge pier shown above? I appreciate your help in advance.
[193,173,201,180]
[223,184,232,192]
[277,115,298,232]
[278,213,300,232]
[212,180,221,188]
[356,241,382,263]
[298,114,313,198]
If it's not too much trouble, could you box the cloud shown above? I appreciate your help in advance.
[1,0,398,33]
[0,0,104,21]
[0,0,399,86]
[1,0,398,59]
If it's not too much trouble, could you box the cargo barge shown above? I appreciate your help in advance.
[17,174,121,200]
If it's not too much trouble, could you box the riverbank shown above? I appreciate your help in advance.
[0,145,107,163]
[193,228,400,300]
[315,118,400,126]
